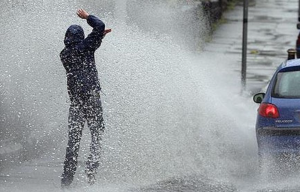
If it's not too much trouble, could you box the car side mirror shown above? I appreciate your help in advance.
[253,93,265,103]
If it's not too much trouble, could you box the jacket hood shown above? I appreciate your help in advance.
[64,25,85,46]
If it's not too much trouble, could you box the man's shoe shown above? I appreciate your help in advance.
[61,174,73,188]
[85,170,96,185]
[87,173,96,185]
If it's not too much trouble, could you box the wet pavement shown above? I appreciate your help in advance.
[204,0,299,94]
[137,175,237,192]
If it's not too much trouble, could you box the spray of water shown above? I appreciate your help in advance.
[0,0,259,190]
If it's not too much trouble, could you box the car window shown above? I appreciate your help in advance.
[273,70,300,98]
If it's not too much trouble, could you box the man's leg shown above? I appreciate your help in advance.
[86,91,105,184]
[61,104,85,187]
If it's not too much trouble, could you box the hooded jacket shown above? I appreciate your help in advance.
[60,15,105,98]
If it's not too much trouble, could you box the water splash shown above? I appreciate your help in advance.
[0,0,258,190]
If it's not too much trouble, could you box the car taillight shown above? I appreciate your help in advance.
[258,103,279,118]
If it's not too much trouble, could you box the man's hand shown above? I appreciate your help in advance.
[102,29,112,39]
[77,9,89,19]
[103,29,112,35]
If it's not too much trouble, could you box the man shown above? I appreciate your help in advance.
[60,9,111,187]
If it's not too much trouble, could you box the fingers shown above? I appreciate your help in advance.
[76,9,82,18]
[103,29,112,37]
[77,9,84,17]
[76,9,82,14]
[77,9,89,19]
[104,29,112,34]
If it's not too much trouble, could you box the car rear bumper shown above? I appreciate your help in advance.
[257,127,300,154]
[257,127,300,136]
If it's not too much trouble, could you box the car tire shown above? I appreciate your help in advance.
[258,153,278,181]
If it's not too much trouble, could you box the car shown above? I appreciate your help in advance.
[253,56,300,162]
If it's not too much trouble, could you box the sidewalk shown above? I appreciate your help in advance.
[203,0,299,94]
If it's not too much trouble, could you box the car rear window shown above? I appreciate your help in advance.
[272,70,300,98]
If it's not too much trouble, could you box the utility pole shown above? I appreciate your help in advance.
[297,0,300,29]
[241,0,249,91]
[298,0,300,22]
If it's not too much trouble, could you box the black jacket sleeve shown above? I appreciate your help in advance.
[79,15,105,51]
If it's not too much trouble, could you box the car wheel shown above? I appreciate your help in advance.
[258,153,278,180]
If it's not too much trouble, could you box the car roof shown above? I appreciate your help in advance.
[279,58,300,72]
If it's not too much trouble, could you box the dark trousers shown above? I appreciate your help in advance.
[61,90,105,186]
